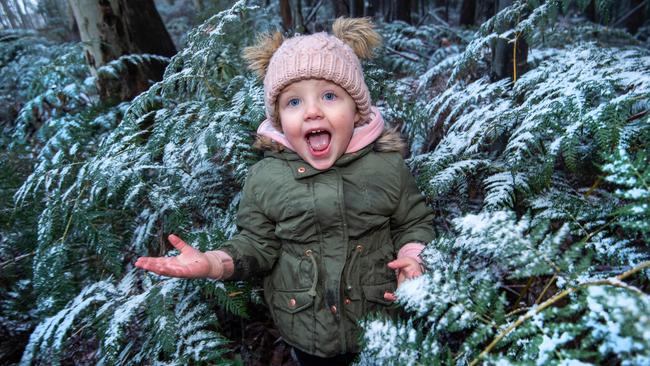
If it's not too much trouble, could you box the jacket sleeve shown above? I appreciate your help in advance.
[389,155,436,250]
[219,166,281,280]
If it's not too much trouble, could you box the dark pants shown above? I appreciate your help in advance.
[292,348,358,366]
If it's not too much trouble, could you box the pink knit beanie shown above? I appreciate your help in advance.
[264,32,371,125]
[243,18,382,128]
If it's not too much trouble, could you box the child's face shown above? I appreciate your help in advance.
[277,79,361,170]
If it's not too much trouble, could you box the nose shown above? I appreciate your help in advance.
[304,100,323,121]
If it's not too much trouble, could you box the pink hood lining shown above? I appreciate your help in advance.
[256,106,385,154]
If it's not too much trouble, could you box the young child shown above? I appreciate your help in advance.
[135,18,434,365]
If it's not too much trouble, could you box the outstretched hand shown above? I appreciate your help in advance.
[383,257,424,302]
[135,234,223,279]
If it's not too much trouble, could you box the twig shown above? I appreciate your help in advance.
[511,277,535,310]
[580,217,618,246]
[534,274,557,305]
[385,46,420,62]
[70,322,90,339]
[0,251,36,269]
[612,0,648,27]
[627,109,649,122]
[584,176,602,197]
[505,306,528,318]
[468,260,650,366]
[428,9,449,27]
[415,12,430,28]
[303,0,323,26]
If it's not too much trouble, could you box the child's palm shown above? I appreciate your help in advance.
[135,234,215,278]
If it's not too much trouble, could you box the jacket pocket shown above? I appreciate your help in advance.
[362,281,396,307]
[272,289,315,314]
[270,289,315,350]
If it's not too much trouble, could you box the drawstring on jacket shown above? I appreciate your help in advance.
[344,244,364,292]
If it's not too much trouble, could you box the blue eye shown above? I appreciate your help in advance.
[288,98,300,107]
[323,92,336,101]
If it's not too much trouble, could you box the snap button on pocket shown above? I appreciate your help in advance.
[330,305,337,314]
[297,166,306,173]
[344,298,351,305]
[288,298,296,308]
[356,245,364,252]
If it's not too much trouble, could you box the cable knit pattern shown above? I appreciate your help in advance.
[264,32,372,126]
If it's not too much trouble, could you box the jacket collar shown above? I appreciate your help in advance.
[265,144,374,179]
[258,106,384,179]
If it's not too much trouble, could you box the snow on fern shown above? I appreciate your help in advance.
[603,145,650,235]
[483,172,530,209]
[358,318,419,366]
[20,281,114,365]
[12,3,262,365]
[585,286,650,364]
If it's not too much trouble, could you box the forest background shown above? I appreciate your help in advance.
[1,0,649,365]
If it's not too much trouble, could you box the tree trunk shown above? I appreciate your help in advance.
[382,0,390,21]
[64,0,79,41]
[365,0,380,17]
[459,0,476,26]
[478,0,496,24]
[0,0,20,28]
[331,0,347,17]
[395,0,412,23]
[491,0,528,81]
[48,0,80,41]
[585,0,597,23]
[349,0,363,17]
[280,0,292,31]
[68,0,176,101]
[14,0,34,28]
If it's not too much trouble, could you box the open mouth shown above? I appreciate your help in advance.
[306,129,331,152]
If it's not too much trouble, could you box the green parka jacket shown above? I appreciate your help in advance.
[221,133,435,357]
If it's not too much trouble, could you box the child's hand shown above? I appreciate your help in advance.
[383,257,424,302]
[135,234,224,279]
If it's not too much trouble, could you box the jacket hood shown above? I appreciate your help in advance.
[254,106,405,154]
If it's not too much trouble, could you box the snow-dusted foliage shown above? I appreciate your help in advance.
[377,19,472,76]
[359,1,650,365]
[19,271,228,365]
[0,29,97,362]
[9,2,266,365]
[4,0,650,365]
[603,145,650,237]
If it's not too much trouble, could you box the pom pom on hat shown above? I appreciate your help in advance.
[242,32,285,78]
[332,17,382,59]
